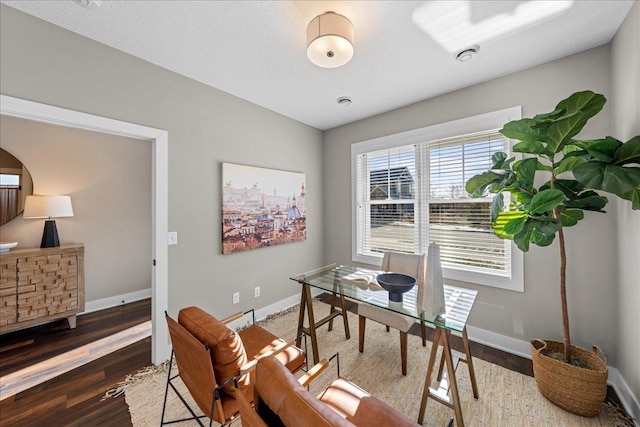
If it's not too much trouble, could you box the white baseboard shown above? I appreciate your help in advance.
[465,324,533,359]
[81,288,152,315]
[225,288,323,331]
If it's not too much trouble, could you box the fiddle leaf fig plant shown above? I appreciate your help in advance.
[466,90,640,363]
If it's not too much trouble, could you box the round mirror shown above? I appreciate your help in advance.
[0,148,34,226]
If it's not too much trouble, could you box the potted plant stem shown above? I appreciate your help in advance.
[465,90,640,416]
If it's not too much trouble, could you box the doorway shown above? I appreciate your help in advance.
[0,94,169,364]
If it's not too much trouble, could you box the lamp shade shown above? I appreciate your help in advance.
[307,12,354,68]
[23,195,74,219]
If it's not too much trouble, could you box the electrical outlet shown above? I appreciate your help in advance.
[168,231,178,245]
[232,292,240,304]
[254,287,260,298]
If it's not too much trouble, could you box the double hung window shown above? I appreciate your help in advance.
[352,108,523,291]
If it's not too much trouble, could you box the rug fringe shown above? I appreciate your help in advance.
[102,359,173,400]
[602,399,637,427]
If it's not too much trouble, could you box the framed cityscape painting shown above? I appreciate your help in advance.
[222,162,306,254]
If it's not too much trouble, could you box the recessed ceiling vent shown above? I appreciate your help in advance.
[455,45,480,63]
[337,97,352,107]
[74,0,102,10]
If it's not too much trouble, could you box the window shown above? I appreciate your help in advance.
[352,107,523,291]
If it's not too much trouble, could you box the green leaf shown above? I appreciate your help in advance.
[490,193,504,222]
[531,229,555,247]
[491,210,526,240]
[586,137,622,161]
[532,107,564,121]
[621,186,640,210]
[513,158,539,192]
[512,140,552,156]
[574,162,640,198]
[491,152,508,168]
[465,171,501,197]
[565,194,608,211]
[499,118,541,143]
[504,215,528,235]
[529,217,562,236]
[545,91,606,153]
[551,179,586,199]
[554,90,606,120]
[513,223,533,252]
[614,136,640,166]
[553,156,587,175]
[527,189,565,215]
[560,209,584,226]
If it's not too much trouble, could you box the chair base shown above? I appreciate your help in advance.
[160,350,216,427]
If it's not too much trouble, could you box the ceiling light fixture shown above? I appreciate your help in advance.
[455,45,480,63]
[307,12,354,68]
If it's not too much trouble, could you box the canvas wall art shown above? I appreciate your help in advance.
[222,162,306,254]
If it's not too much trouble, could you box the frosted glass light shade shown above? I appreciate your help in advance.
[23,195,74,219]
[307,12,354,68]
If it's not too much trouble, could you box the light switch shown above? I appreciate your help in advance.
[168,231,178,245]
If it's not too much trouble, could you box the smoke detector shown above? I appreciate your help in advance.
[455,45,480,63]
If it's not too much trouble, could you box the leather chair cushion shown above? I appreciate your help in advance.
[239,324,306,375]
[178,306,249,397]
[319,378,420,427]
[255,356,354,427]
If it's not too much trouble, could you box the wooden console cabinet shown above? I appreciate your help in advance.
[0,244,84,334]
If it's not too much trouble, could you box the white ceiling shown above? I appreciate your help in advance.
[2,1,634,130]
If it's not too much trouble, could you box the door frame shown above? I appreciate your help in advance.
[1,94,169,364]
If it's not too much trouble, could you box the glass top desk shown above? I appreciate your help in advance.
[291,264,479,427]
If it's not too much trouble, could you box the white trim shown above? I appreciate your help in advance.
[351,106,524,292]
[466,324,532,359]
[81,288,152,315]
[0,95,169,365]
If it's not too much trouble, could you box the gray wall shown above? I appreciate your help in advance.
[323,46,620,363]
[612,0,640,406]
[0,116,152,302]
[0,5,324,317]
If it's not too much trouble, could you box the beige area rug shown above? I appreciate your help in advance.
[110,300,632,426]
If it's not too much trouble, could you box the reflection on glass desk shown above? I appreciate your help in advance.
[292,263,477,333]
[291,263,480,427]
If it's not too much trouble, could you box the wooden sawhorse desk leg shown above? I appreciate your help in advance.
[418,326,478,427]
[295,282,350,365]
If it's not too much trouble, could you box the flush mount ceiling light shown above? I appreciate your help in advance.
[455,45,480,63]
[307,12,354,68]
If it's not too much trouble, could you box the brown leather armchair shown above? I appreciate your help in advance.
[161,307,306,427]
[237,355,422,427]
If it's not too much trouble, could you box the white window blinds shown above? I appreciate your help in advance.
[355,129,511,278]
[427,130,510,276]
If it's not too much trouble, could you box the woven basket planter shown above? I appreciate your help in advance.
[530,339,608,417]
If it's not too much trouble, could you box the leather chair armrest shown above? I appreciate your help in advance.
[220,312,244,324]
[297,359,329,388]
[239,339,295,375]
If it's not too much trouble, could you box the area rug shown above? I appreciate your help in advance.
[108,300,633,426]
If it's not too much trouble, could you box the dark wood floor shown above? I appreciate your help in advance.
[0,299,151,427]
[0,295,626,426]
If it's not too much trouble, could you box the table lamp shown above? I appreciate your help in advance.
[23,195,74,248]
